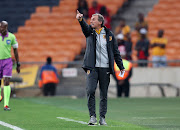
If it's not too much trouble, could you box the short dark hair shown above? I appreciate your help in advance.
[92,13,104,27]
[47,57,52,64]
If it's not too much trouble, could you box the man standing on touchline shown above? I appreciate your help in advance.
[0,21,20,111]
[76,10,125,125]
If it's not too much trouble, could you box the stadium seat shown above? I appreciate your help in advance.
[87,0,125,16]
[137,0,180,65]
[35,6,50,13]
[14,0,126,69]
[0,0,60,33]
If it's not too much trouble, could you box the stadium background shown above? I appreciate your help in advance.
[0,0,178,97]
[0,0,180,129]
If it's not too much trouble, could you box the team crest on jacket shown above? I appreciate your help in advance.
[109,36,112,41]
[6,40,11,45]
[103,35,106,39]
[87,70,90,75]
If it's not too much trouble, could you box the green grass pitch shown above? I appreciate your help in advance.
[0,97,180,130]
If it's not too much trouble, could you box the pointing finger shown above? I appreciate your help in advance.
[77,10,80,14]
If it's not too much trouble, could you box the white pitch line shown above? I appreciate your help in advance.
[57,117,88,125]
[57,117,124,127]
[0,121,24,130]
[132,117,167,119]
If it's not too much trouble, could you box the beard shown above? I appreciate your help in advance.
[1,29,7,35]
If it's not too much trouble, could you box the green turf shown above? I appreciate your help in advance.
[0,97,180,130]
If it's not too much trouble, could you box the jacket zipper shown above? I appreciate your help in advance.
[99,34,101,67]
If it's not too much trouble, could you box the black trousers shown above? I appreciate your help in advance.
[86,67,110,118]
[43,83,56,96]
[117,80,130,97]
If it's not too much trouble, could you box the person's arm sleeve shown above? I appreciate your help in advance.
[164,39,168,46]
[151,39,154,44]
[113,35,125,70]
[12,35,18,48]
[163,39,168,48]
[127,26,130,33]
[79,18,91,37]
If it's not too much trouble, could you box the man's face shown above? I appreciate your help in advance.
[0,23,7,34]
[90,15,101,29]
[158,30,164,37]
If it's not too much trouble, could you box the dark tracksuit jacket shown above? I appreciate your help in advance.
[79,19,124,74]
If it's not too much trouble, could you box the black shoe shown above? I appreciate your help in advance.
[88,116,97,125]
[4,106,11,111]
[99,117,107,125]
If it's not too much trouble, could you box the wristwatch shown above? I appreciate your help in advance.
[17,62,21,67]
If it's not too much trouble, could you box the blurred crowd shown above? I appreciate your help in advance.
[116,12,167,67]
[77,0,111,29]
[77,0,168,68]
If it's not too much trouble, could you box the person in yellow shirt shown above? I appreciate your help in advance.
[115,19,131,42]
[151,30,167,67]
[135,13,148,40]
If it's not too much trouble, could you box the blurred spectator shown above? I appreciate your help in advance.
[114,53,133,97]
[116,34,132,60]
[88,0,102,18]
[77,0,89,20]
[135,28,149,67]
[135,13,148,39]
[115,19,131,42]
[99,6,111,29]
[151,30,167,67]
[39,57,59,96]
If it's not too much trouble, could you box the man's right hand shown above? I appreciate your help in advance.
[76,10,83,21]
[16,66,20,73]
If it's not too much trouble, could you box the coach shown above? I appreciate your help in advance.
[76,10,125,125]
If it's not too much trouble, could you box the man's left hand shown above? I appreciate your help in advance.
[120,69,125,75]
[16,66,20,73]
[16,62,20,73]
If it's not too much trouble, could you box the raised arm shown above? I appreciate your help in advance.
[76,10,91,37]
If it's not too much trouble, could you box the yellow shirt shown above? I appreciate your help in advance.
[135,21,148,40]
[135,21,148,29]
[151,37,168,56]
[115,25,130,41]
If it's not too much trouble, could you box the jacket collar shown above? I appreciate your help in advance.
[0,32,8,37]
[91,25,110,34]
[95,27,103,34]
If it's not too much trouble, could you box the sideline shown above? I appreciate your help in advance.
[0,121,24,130]
[57,117,88,125]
